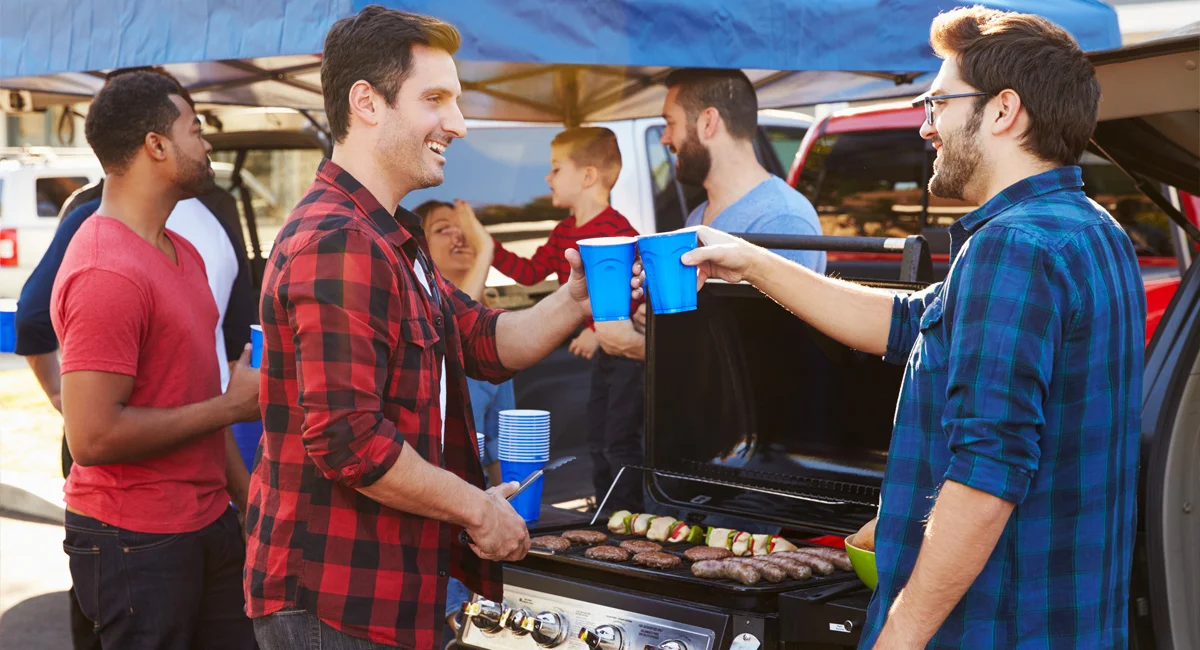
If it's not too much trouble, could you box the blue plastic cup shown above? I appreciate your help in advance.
[231,420,263,471]
[637,230,699,315]
[0,300,16,354]
[250,325,263,368]
[501,459,546,523]
[578,237,637,322]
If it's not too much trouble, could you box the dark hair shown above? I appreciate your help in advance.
[551,127,623,189]
[322,5,461,143]
[104,67,195,107]
[413,199,454,224]
[930,6,1100,166]
[85,71,189,174]
[663,68,758,141]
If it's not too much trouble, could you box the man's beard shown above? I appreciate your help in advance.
[674,125,712,187]
[381,126,445,192]
[928,108,985,201]
[172,144,215,199]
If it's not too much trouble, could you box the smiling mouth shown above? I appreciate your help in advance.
[426,140,447,155]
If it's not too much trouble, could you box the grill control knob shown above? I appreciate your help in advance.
[657,640,689,650]
[530,610,569,647]
[462,600,505,633]
[502,607,536,636]
[579,624,625,650]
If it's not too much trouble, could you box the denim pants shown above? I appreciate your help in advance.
[254,608,397,649]
[62,506,257,650]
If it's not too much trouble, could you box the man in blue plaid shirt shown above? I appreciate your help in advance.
[673,7,1145,649]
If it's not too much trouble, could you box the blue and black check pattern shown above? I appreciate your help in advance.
[860,167,1147,649]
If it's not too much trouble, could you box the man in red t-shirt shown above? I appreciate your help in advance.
[51,71,261,649]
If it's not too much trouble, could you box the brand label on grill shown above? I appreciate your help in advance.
[829,621,853,634]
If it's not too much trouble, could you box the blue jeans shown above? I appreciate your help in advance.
[468,378,515,469]
[63,507,256,650]
[254,608,393,648]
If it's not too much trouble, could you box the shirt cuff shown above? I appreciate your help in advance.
[943,450,1033,505]
[341,432,405,489]
[883,294,911,365]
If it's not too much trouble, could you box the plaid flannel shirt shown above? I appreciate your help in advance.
[861,167,1146,649]
[244,159,511,649]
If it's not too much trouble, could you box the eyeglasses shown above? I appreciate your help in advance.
[913,92,991,125]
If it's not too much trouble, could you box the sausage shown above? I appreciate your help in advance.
[730,558,786,582]
[690,560,760,585]
[684,546,734,562]
[756,555,814,580]
[773,551,836,576]
[791,547,854,572]
[530,536,571,552]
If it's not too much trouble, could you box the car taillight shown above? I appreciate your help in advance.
[0,229,17,267]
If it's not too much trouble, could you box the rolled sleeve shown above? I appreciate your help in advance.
[940,228,1069,505]
[884,283,942,365]
[448,286,513,384]
[288,229,405,489]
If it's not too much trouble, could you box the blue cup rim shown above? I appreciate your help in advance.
[578,236,637,247]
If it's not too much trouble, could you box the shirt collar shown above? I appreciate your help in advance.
[950,166,1083,261]
[315,158,415,249]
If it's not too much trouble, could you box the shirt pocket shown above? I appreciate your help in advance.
[387,317,441,413]
[915,295,949,371]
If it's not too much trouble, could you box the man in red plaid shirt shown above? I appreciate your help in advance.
[244,7,599,649]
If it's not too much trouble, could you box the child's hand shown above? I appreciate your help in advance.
[457,199,494,262]
[568,328,601,360]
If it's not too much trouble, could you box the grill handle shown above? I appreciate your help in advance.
[733,233,933,283]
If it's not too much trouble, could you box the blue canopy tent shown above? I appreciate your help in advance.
[0,0,1121,122]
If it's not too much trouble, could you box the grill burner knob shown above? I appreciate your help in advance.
[503,608,536,636]
[657,640,689,650]
[463,599,505,633]
[579,624,624,650]
[530,611,569,647]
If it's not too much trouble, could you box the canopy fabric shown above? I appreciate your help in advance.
[0,0,1122,121]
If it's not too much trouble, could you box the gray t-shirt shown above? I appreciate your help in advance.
[685,176,826,273]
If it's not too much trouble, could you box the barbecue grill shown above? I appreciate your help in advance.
[458,236,932,650]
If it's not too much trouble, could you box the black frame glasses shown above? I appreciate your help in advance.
[913,92,991,125]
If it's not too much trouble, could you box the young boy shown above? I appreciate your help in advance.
[491,127,644,513]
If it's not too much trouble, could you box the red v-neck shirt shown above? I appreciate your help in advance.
[51,215,227,534]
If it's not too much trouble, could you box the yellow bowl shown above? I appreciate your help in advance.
[844,536,877,590]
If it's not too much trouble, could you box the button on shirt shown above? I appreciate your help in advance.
[860,167,1146,649]
[245,159,512,649]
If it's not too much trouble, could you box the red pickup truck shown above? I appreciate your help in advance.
[785,103,1199,344]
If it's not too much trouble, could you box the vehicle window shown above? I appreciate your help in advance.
[35,176,88,217]
[210,148,324,257]
[645,125,706,233]
[761,125,809,175]
[796,129,925,238]
[1079,152,1175,258]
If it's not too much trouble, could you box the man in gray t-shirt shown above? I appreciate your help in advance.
[662,68,826,272]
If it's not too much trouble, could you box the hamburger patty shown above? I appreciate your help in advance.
[619,540,663,554]
[562,530,608,545]
[683,546,734,562]
[530,536,571,552]
[633,551,682,570]
[584,545,631,562]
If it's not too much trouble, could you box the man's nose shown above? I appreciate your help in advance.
[919,119,937,141]
[659,130,670,146]
[444,101,467,139]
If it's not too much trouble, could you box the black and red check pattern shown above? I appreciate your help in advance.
[244,159,511,649]
[492,207,640,328]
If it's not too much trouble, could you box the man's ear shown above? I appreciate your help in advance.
[698,107,721,142]
[145,132,170,163]
[990,89,1023,137]
[347,80,382,129]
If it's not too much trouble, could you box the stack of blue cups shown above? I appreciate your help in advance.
[498,409,550,522]
[477,433,486,462]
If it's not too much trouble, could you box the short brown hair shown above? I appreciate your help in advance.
[321,5,461,143]
[551,127,623,190]
[86,71,189,174]
[413,199,454,227]
[930,6,1100,166]
[664,68,758,141]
